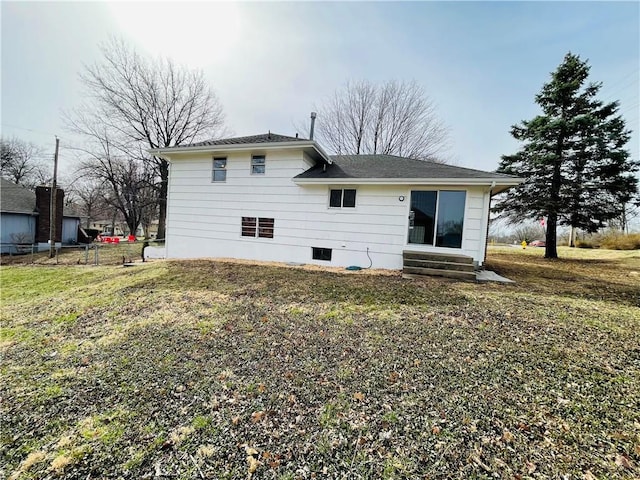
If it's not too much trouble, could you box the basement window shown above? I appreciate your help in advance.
[258,217,274,238]
[251,155,266,174]
[212,157,227,182]
[329,188,356,208]
[312,247,332,261]
[241,217,274,238]
[241,217,256,237]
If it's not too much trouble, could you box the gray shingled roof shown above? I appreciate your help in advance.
[1,177,83,217]
[0,177,37,214]
[294,154,517,180]
[187,133,307,147]
[63,203,83,218]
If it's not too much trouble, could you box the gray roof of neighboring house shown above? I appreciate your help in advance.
[187,133,307,147]
[0,177,83,217]
[294,154,518,180]
[0,177,37,214]
[63,203,83,218]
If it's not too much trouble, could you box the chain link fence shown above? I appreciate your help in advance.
[0,240,165,266]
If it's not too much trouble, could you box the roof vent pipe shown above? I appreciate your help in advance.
[309,112,317,140]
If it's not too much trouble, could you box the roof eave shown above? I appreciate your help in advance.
[0,209,39,215]
[149,140,332,164]
[292,177,524,186]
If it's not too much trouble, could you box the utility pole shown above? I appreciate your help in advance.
[49,137,60,258]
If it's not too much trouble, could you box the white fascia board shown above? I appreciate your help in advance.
[312,143,332,164]
[293,177,524,186]
[149,141,332,164]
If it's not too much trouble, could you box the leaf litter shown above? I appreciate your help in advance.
[1,248,639,478]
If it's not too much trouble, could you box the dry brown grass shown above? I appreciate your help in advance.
[1,248,639,479]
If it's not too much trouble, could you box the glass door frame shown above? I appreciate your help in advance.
[406,188,467,249]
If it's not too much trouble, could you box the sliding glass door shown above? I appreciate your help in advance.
[408,190,466,248]
[407,191,437,245]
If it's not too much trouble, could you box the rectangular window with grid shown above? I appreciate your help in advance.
[212,157,227,182]
[251,155,266,174]
[241,217,256,237]
[329,188,356,208]
[258,218,274,238]
[241,217,274,238]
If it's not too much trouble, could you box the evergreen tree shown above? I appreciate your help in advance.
[496,53,638,259]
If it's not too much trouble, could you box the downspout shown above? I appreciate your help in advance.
[483,181,496,265]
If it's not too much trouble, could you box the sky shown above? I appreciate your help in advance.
[1,1,638,179]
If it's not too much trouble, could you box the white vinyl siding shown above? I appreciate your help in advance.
[165,149,491,268]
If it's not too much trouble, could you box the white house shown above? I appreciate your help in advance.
[150,133,521,274]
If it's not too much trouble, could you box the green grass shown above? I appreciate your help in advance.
[1,248,639,478]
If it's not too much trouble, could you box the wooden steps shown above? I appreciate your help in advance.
[402,250,476,281]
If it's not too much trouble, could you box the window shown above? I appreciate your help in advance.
[329,188,356,208]
[241,217,256,237]
[408,190,466,248]
[312,247,332,261]
[258,217,274,238]
[435,191,466,248]
[212,157,227,182]
[241,217,274,238]
[251,155,266,174]
[408,191,437,245]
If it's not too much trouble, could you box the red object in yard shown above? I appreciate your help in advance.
[105,237,113,243]
[128,235,136,242]
[113,237,120,244]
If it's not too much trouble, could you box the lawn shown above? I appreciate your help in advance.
[1,247,639,479]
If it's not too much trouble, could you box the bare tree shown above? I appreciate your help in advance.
[74,125,157,237]
[609,198,640,233]
[66,177,110,228]
[1,136,49,188]
[67,37,227,239]
[308,80,450,161]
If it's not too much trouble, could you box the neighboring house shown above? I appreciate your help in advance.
[0,178,82,254]
[88,220,152,238]
[0,178,38,254]
[89,220,128,236]
[150,133,521,271]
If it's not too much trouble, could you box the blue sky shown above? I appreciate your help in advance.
[1,1,638,178]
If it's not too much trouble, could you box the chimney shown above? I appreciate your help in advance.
[35,185,64,243]
[309,112,317,140]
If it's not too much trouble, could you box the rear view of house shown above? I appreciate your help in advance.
[150,133,520,271]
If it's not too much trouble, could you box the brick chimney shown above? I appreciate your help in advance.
[35,186,64,243]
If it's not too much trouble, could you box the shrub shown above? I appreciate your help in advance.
[575,240,595,249]
[600,233,640,250]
